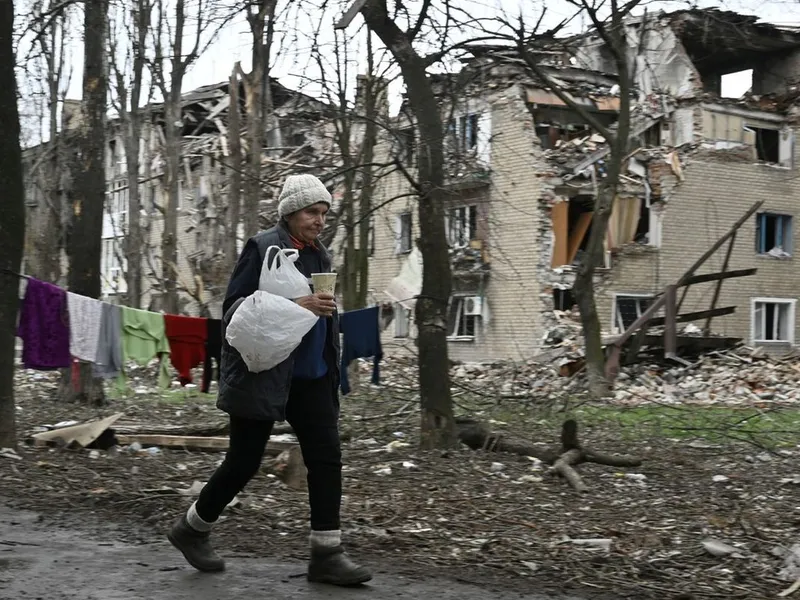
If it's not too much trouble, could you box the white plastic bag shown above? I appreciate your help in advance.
[226,291,318,372]
[259,245,312,299]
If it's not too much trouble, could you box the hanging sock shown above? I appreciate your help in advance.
[16,278,71,370]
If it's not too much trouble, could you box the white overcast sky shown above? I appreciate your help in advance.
[17,0,800,141]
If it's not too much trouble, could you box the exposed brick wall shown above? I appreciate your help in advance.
[596,157,800,345]
[367,85,548,363]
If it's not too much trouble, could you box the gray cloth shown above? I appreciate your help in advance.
[276,174,332,219]
[216,222,340,422]
[93,303,123,379]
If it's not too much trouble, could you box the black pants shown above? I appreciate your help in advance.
[195,374,341,531]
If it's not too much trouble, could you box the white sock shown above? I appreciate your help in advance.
[186,501,215,533]
[309,529,341,550]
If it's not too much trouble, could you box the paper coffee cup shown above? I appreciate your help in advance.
[312,272,337,295]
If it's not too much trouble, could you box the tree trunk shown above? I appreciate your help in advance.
[242,0,275,239]
[356,45,377,308]
[121,0,148,309]
[125,134,142,308]
[361,3,456,449]
[62,0,108,404]
[28,15,65,285]
[0,0,25,448]
[161,97,180,315]
[227,67,242,268]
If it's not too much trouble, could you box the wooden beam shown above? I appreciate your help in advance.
[551,201,569,268]
[648,306,736,327]
[116,435,296,455]
[676,200,763,289]
[683,267,756,286]
[334,0,367,29]
[566,211,593,265]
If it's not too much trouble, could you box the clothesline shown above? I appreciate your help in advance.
[10,271,384,396]
[12,273,221,394]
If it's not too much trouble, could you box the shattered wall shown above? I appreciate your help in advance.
[595,154,800,348]
[368,84,549,363]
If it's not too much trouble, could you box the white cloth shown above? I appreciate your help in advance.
[276,174,332,218]
[67,292,103,362]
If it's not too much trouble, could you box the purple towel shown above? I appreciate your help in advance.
[17,279,71,370]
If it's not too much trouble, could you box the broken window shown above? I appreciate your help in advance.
[756,213,793,257]
[448,295,481,340]
[395,212,413,254]
[551,196,596,268]
[750,126,780,163]
[368,216,375,257]
[394,304,410,338]
[447,205,478,247]
[613,295,652,333]
[553,288,576,311]
[448,114,479,152]
[753,299,795,343]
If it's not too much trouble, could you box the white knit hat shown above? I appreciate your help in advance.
[277,174,332,219]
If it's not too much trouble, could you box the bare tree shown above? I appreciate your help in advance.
[240,0,278,239]
[318,30,383,311]
[0,0,26,447]
[23,1,71,284]
[338,1,457,449]
[226,64,242,270]
[109,0,153,309]
[492,2,640,396]
[149,0,229,314]
[61,0,109,404]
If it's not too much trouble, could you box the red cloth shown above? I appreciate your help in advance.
[164,315,208,386]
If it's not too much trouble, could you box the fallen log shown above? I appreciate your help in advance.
[456,418,642,493]
[115,434,296,456]
[114,421,297,437]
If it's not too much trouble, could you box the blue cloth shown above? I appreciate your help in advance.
[339,306,382,395]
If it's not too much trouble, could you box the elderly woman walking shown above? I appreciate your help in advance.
[167,174,371,586]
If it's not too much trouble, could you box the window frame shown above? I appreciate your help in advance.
[611,293,654,334]
[395,212,413,255]
[447,295,480,342]
[755,212,793,257]
[751,297,797,345]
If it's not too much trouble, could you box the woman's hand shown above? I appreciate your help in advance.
[295,293,337,317]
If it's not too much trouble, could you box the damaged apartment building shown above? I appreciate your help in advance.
[22,78,334,315]
[369,8,800,363]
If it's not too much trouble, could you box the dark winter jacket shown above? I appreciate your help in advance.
[216,222,340,421]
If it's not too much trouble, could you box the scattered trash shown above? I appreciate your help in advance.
[712,475,729,483]
[702,539,742,558]
[0,448,21,460]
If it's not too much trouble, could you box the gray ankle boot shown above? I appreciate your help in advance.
[308,546,372,586]
[167,515,225,573]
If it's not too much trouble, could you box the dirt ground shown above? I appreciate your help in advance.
[3,363,800,600]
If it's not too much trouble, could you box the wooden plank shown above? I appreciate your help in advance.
[116,434,296,455]
[566,211,593,265]
[334,0,367,29]
[550,201,569,268]
[640,335,742,350]
[648,306,736,327]
[683,267,756,286]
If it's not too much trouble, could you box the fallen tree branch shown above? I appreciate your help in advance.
[456,418,643,492]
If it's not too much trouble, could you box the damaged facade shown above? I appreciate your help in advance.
[22,78,336,315]
[369,8,800,362]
